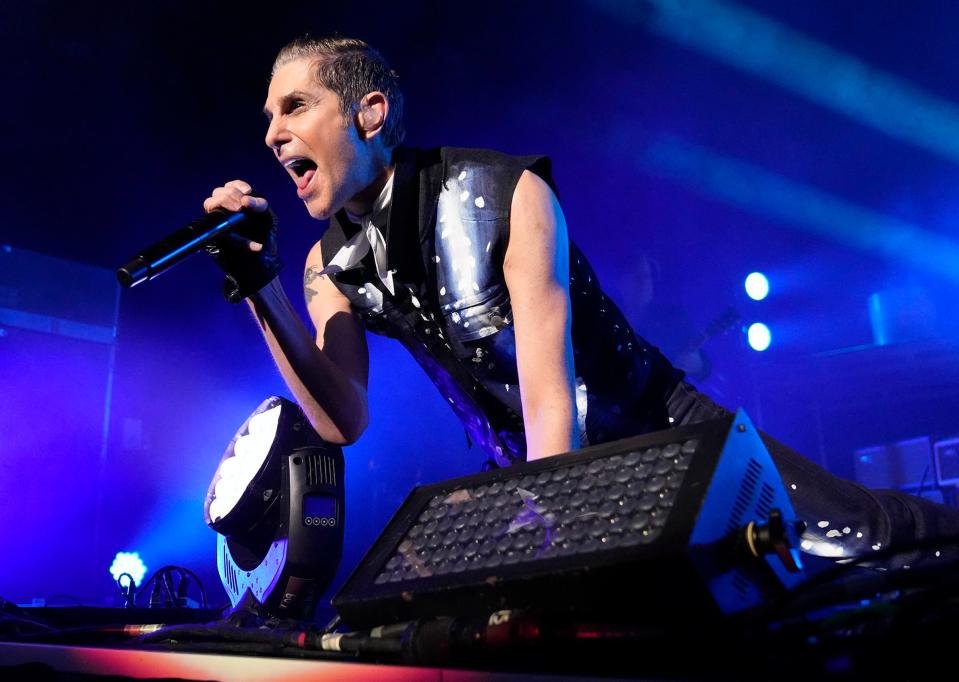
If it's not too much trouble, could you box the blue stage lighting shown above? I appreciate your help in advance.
[605,0,959,166]
[747,323,772,352]
[744,272,769,301]
[109,551,147,586]
[643,135,959,285]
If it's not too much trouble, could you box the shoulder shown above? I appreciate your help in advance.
[432,147,560,218]
[439,147,555,191]
[512,170,560,210]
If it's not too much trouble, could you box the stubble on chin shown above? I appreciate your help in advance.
[305,203,333,221]
[303,191,335,221]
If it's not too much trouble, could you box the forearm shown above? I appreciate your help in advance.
[524,395,577,461]
[515,284,578,461]
[246,279,368,444]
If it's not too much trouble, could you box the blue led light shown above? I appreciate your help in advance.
[744,272,769,301]
[747,323,772,352]
[109,551,147,586]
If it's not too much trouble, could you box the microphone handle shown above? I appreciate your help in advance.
[116,210,247,288]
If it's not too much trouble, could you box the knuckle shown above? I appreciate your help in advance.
[242,196,269,211]
[226,179,252,194]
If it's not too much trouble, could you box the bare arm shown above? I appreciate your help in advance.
[205,180,369,445]
[247,253,369,444]
[505,170,577,460]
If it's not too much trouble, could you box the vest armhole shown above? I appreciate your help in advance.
[503,154,559,252]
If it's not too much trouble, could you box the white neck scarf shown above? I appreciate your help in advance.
[318,173,396,295]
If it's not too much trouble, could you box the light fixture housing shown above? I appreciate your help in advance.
[204,396,344,621]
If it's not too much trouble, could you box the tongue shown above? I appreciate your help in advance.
[297,169,316,191]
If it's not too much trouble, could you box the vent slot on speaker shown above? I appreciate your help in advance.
[726,458,762,535]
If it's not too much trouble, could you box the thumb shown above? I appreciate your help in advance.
[241,195,270,212]
[222,231,263,252]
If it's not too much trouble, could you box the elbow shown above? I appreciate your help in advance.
[337,393,370,445]
[333,418,367,446]
[324,432,360,447]
[303,404,368,447]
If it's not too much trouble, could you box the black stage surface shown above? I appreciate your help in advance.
[3,552,958,681]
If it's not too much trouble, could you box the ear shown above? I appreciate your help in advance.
[356,91,389,140]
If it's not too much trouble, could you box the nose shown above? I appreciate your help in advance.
[264,115,290,153]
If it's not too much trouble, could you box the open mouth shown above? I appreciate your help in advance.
[288,158,317,178]
[285,158,318,195]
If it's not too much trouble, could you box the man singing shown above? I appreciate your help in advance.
[202,35,958,567]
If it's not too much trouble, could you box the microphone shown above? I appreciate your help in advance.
[116,209,252,288]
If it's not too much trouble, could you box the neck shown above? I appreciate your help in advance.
[343,163,394,218]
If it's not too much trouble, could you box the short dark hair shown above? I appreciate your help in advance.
[272,35,406,149]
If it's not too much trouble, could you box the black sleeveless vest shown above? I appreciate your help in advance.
[321,147,683,467]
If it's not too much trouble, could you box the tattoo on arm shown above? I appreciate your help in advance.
[304,266,320,304]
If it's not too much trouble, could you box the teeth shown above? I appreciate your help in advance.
[282,157,317,179]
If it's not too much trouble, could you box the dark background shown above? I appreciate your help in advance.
[1,0,958,609]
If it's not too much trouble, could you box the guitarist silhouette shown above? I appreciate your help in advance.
[671,305,741,382]
[614,255,740,383]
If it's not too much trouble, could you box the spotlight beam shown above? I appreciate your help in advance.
[595,0,959,166]
[643,135,959,285]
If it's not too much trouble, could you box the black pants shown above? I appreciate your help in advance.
[666,381,959,568]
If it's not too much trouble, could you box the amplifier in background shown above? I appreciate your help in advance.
[0,245,119,603]
[332,410,805,630]
[853,436,934,491]
[934,437,959,487]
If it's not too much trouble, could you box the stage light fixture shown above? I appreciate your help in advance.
[747,322,771,351]
[209,406,281,523]
[204,396,345,621]
[332,410,806,630]
[744,272,769,301]
[109,551,147,586]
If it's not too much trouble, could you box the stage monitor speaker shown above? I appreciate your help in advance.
[934,437,959,487]
[332,410,805,630]
[853,436,934,491]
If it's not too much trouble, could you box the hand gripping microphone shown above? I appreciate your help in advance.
[116,209,252,288]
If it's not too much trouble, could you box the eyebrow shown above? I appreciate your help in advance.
[262,90,315,120]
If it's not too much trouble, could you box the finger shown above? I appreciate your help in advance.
[240,195,270,212]
[222,231,264,252]
[205,186,246,213]
[204,196,244,213]
[203,196,240,213]
[225,179,253,195]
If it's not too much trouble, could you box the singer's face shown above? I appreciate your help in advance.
[263,59,374,220]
